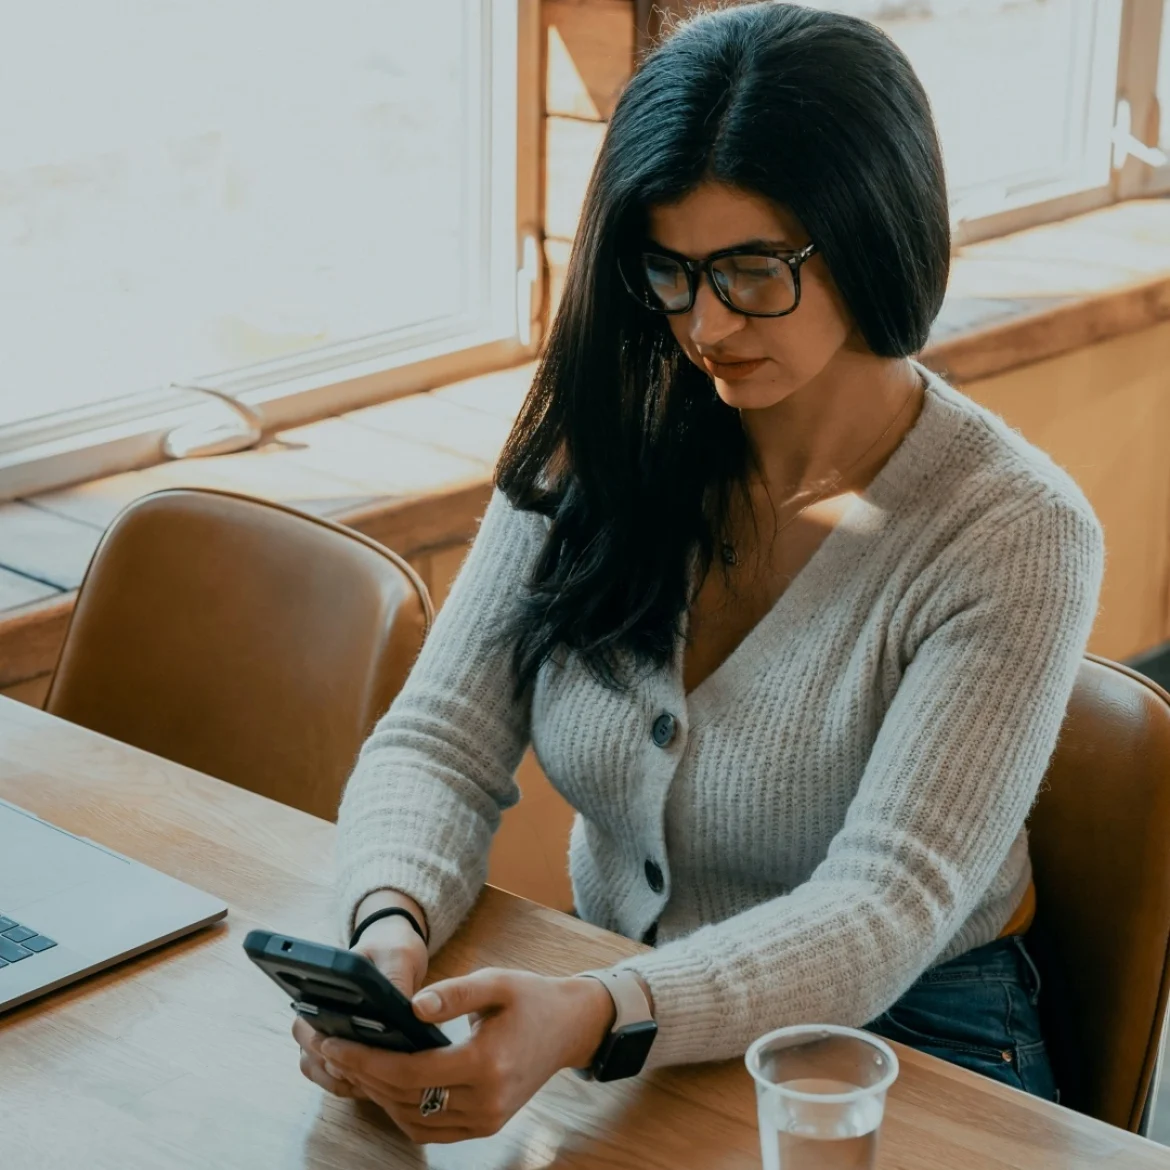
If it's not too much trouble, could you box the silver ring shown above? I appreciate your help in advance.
[419,1086,449,1118]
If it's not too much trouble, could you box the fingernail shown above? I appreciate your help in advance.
[324,1061,344,1079]
[413,990,441,1017]
[320,1040,339,1060]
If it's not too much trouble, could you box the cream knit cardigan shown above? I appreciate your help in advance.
[337,366,1104,1070]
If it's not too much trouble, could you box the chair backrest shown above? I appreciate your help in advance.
[1028,654,1170,1132]
[46,488,432,821]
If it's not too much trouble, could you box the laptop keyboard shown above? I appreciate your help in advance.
[0,914,57,966]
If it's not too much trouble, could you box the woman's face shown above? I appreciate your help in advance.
[645,181,858,411]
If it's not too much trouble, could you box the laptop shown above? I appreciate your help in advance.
[0,797,227,1013]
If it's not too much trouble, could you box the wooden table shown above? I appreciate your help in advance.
[1,696,1167,1169]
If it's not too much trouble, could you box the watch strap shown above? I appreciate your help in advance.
[578,968,654,1029]
[575,968,657,1083]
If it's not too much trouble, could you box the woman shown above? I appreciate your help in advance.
[295,3,1102,1141]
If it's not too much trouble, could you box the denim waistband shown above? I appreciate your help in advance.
[916,935,1042,998]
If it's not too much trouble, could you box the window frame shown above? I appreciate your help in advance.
[0,0,542,502]
[1119,0,1169,199]
[637,0,1170,248]
[956,0,1169,245]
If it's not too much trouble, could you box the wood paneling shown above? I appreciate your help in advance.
[427,543,470,612]
[405,542,469,615]
[0,672,50,707]
[636,0,692,50]
[544,115,607,243]
[958,318,1170,661]
[490,747,576,912]
[545,0,635,121]
[404,552,433,601]
[541,0,631,340]
[3,694,1167,1170]
[0,594,73,690]
[340,481,494,562]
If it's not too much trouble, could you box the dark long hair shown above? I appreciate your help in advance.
[497,1,950,695]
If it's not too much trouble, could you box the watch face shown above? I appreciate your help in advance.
[595,1020,658,1083]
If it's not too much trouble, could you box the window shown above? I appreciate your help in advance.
[1157,0,1170,150]
[786,1,1170,242]
[876,1,1121,229]
[0,0,539,498]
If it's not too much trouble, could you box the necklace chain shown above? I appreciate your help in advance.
[721,375,922,567]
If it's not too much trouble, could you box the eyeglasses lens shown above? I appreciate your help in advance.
[641,254,691,311]
[635,253,797,314]
[710,255,796,314]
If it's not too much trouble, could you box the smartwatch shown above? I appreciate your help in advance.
[575,968,658,1082]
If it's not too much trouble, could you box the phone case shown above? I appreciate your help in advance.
[243,929,450,1051]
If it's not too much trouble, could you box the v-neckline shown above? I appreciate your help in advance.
[681,364,949,726]
[681,490,866,709]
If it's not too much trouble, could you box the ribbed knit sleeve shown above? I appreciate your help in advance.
[334,490,545,952]
[618,495,1104,1069]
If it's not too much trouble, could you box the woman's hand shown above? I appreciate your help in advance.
[313,969,616,1144]
[292,914,430,1100]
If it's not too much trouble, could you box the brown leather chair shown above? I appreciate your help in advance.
[45,488,432,821]
[1028,653,1170,1133]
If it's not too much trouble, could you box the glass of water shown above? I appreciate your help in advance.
[745,1025,899,1170]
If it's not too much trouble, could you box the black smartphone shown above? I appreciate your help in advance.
[243,929,450,1052]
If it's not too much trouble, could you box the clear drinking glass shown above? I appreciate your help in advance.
[745,1025,899,1170]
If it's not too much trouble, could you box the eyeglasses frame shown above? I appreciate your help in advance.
[619,240,819,318]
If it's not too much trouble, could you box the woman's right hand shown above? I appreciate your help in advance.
[293,914,430,1099]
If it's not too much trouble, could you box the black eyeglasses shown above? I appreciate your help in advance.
[619,241,818,318]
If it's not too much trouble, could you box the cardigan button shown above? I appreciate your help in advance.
[651,712,677,748]
[644,859,665,894]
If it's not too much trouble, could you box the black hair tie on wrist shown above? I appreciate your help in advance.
[349,906,427,950]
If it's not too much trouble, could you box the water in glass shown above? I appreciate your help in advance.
[759,1077,883,1170]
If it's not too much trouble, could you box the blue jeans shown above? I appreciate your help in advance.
[866,936,1059,1102]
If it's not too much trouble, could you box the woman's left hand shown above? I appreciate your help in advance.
[309,968,616,1144]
